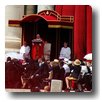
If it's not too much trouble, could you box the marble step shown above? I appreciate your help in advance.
[5,48,20,53]
[5,41,21,49]
[5,37,21,49]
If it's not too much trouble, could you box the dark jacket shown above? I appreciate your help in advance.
[70,65,81,79]
[52,66,60,80]
[38,62,49,78]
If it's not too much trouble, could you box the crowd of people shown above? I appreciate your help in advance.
[5,56,92,92]
[5,34,92,92]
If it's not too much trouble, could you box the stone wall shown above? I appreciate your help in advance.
[5,5,24,53]
[5,5,54,53]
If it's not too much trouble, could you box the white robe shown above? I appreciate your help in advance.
[59,47,71,59]
[44,43,51,60]
[20,45,30,59]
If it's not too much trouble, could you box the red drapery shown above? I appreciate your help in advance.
[74,5,86,60]
[55,5,92,60]
[86,5,92,54]
[55,5,62,15]
[55,5,75,16]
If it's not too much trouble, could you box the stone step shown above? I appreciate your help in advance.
[5,89,31,92]
[5,36,21,48]
[5,48,20,53]
[5,42,21,49]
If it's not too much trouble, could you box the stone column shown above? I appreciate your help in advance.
[37,5,54,13]
[5,5,24,53]
[25,5,34,15]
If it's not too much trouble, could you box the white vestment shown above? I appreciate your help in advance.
[44,43,51,60]
[20,45,30,59]
[59,47,71,59]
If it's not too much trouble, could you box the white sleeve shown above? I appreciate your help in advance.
[20,46,25,54]
[69,48,71,55]
[60,48,63,56]
[67,48,71,59]
[26,46,30,54]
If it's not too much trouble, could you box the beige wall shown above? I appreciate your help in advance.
[5,5,24,53]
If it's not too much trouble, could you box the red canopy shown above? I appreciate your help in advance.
[8,10,74,29]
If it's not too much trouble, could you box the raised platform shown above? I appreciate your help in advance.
[5,89,31,92]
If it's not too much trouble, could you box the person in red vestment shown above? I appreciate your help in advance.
[32,34,44,60]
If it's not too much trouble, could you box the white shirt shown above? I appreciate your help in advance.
[63,64,70,74]
[20,45,30,54]
[59,47,71,59]
[20,45,30,59]
[81,65,88,75]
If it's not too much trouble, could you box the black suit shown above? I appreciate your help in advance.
[70,65,81,79]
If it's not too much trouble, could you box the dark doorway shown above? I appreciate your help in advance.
[21,18,73,61]
[46,28,73,61]
[21,18,48,56]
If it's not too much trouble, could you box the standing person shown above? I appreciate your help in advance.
[44,41,51,61]
[59,42,71,60]
[32,34,44,60]
[20,41,30,61]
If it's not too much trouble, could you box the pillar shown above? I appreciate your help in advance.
[37,5,54,13]
[25,5,37,15]
[5,5,24,53]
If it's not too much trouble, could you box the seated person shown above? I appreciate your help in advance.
[63,58,71,77]
[65,59,81,90]
[49,59,60,80]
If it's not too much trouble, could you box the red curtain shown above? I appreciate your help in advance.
[74,5,86,60]
[86,5,92,54]
[55,5,63,15]
[55,5,75,16]
[61,5,75,16]
[55,5,92,60]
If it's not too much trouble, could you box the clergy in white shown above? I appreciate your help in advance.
[20,41,30,60]
[44,41,51,60]
[59,42,71,60]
